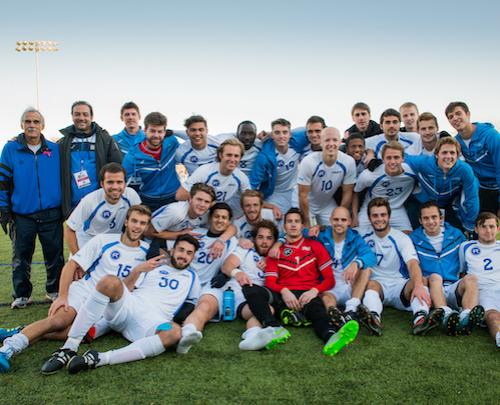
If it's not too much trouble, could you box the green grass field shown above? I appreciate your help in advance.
[0,233,499,404]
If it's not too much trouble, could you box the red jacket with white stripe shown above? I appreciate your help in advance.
[265,237,335,293]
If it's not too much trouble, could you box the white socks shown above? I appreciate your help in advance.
[363,289,383,316]
[0,332,29,359]
[459,309,471,322]
[62,290,110,352]
[410,297,429,315]
[345,298,361,313]
[441,306,453,317]
[99,334,165,367]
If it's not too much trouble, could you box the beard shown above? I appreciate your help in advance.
[171,255,189,270]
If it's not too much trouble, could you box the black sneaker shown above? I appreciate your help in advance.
[412,308,444,336]
[442,311,460,336]
[41,348,77,375]
[327,307,346,329]
[67,350,100,374]
[357,304,383,336]
[280,309,311,327]
[343,310,359,323]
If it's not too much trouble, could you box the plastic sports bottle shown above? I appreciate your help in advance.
[222,287,236,321]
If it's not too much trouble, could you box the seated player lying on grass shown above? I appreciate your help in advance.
[0,205,151,374]
[409,201,484,336]
[262,208,359,356]
[220,220,290,350]
[359,198,440,337]
[44,234,201,375]
[459,212,500,349]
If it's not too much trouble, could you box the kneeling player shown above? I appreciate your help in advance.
[0,206,151,373]
[410,201,483,335]
[264,208,359,356]
[360,198,439,336]
[221,220,290,350]
[48,234,201,374]
[459,213,500,349]
[315,207,376,328]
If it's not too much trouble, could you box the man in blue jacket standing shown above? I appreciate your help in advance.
[122,112,180,212]
[445,101,500,217]
[0,108,64,308]
[410,201,483,335]
[112,101,145,154]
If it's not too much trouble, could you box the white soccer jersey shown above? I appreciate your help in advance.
[190,228,238,285]
[297,151,356,214]
[231,246,266,286]
[239,140,262,176]
[355,163,417,210]
[176,135,228,175]
[151,201,207,232]
[363,228,419,281]
[133,263,201,321]
[274,149,300,193]
[459,241,500,290]
[67,187,141,248]
[365,132,422,158]
[72,234,149,289]
[233,208,275,239]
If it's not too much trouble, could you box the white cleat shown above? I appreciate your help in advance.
[176,330,203,354]
[239,328,274,351]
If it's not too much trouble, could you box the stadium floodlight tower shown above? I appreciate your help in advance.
[15,40,59,109]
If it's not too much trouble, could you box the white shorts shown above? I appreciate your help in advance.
[443,280,461,309]
[357,207,412,234]
[67,280,92,312]
[200,280,247,319]
[267,190,295,217]
[105,287,169,342]
[311,204,337,226]
[325,277,352,306]
[374,277,411,311]
[479,287,500,312]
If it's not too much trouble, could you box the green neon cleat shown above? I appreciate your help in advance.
[264,326,291,350]
[323,320,359,356]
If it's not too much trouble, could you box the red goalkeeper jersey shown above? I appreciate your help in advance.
[265,237,335,293]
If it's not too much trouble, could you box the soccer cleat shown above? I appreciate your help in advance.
[239,328,274,351]
[40,348,77,375]
[323,320,359,356]
[264,326,291,350]
[82,326,96,344]
[357,304,383,336]
[176,330,203,354]
[11,297,32,309]
[327,307,346,329]
[456,305,485,336]
[45,292,58,302]
[412,308,444,336]
[442,311,460,336]
[0,326,23,343]
[67,350,100,374]
[0,353,10,373]
[280,309,311,327]
[343,310,359,323]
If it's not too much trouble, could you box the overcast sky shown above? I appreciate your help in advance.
[1,0,499,149]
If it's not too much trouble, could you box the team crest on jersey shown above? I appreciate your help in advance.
[471,247,481,255]
[283,248,293,257]
[289,161,295,168]
[381,181,390,188]
[317,170,325,178]
[160,270,169,275]
[198,240,205,249]
[245,231,253,239]
[367,240,375,248]
[277,160,284,168]
[190,156,199,163]
[101,210,111,219]
[240,161,247,168]
[212,179,220,187]
[110,250,121,260]
[253,254,260,262]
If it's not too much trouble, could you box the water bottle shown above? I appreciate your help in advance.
[222,287,235,321]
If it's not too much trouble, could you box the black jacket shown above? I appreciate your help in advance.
[58,122,122,218]
[345,120,383,139]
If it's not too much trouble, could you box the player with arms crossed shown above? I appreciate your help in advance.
[410,201,483,335]
[53,234,201,374]
[298,127,356,228]
[0,205,151,373]
[360,198,439,336]
[459,212,500,349]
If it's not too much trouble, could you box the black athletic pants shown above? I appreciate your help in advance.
[11,208,64,298]
[243,285,336,342]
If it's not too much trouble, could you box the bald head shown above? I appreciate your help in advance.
[321,127,341,158]
[330,206,351,236]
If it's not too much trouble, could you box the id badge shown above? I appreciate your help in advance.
[73,170,91,189]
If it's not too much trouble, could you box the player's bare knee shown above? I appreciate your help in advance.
[367,280,381,292]
[461,274,478,289]
[157,323,181,346]
[428,273,443,286]
[96,275,123,298]
[485,310,500,323]
[48,313,73,331]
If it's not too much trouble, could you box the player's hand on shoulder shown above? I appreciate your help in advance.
[268,242,282,259]
[209,239,225,258]
[238,238,254,249]
[257,258,267,271]
[308,225,320,238]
